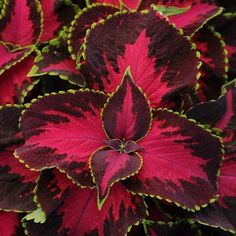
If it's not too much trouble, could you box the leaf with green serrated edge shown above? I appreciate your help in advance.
[29,37,85,86]
[0,55,38,105]
[0,42,31,75]
[90,147,143,208]
[123,109,222,210]
[88,0,141,9]
[0,0,42,46]
[139,0,221,36]
[16,91,107,187]
[39,0,76,43]
[151,5,190,16]
[192,27,227,102]
[68,4,118,62]
[26,169,147,236]
[102,69,151,141]
[79,10,199,109]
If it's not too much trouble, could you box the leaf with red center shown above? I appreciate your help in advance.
[192,27,228,102]
[90,147,143,207]
[138,0,222,36]
[28,37,85,87]
[193,144,236,233]
[0,146,38,211]
[123,109,222,210]
[0,212,23,236]
[39,0,76,43]
[68,4,118,62]
[81,10,199,109]
[16,90,107,187]
[0,106,23,146]
[0,55,38,105]
[187,86,236,131]
[0,0,42,46]
[88,0,141,9]
[102,69,151,141]
[26,170,147,236]
[0,42,32,75]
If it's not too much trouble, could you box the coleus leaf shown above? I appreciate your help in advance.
[26,169,147,236]
[15,90,107,187]
[192,26,228,102]
[39,0,76,43]
[88,0,141,9]
[0,42,32,75]
[0,55,38,105]
[102,68,151,141]
[0,0,42,46]
[79,10,199,109]
[0,106,23,146]
[68,3,118,62]
[0,211,23,236]
[187,85,236,131]
[123,109,222,210]
[138,0,222,36]
[90,147,143,207]
[0,146,38,211]
[193,142,236,233]
[28,36,85,87]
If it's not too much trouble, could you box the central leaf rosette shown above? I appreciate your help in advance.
[16,68,222,210]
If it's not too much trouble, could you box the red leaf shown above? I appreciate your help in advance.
[16,91,107,187]
[82,10,198,108]
[0,42,31,75]
[0,146,38,211]
[27,170,147,236]
[0,55,36,105]
[0,0,42,46]
[0,211,21,236]
[123,109,222,209]
[138,0,221,36]
[102,69,151,141]
[90,147,142,206]
[29,37,85,86]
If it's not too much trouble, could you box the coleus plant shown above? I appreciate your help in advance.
[0,0,236,236]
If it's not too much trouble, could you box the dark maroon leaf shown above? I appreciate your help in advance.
[27,169,147,236]
[0,106,23,146]
[16,90,107,187]
[123,109,222,210]
[102,69,151,141]
[81,10,199,109]
[88,0,141,9]
[187,86,236,131]
[68,3,118,62]
[192,27,228,102]
[0,146,38,211]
